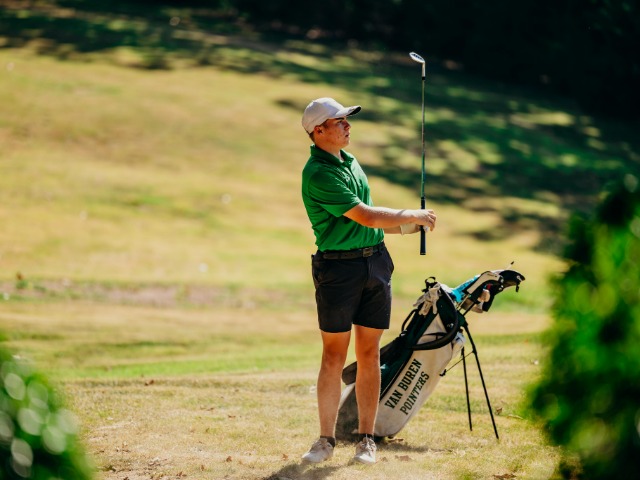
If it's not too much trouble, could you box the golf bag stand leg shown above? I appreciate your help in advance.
[463,325,500,440]
[462,346,473,432]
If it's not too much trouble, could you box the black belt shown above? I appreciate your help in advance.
[319,242,385,260]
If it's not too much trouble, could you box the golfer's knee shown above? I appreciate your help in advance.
[356,345,379,366]
[321,349,347,371]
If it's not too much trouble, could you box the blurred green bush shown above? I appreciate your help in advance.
[530,176,640,478]
[1,349,94,479]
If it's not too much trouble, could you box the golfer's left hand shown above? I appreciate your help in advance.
[414,208,437,232]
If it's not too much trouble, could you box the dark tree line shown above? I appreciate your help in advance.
[6,0,639,120]
[233,0,639,120]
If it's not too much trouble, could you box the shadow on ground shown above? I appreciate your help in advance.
[262,440,435,479]
[263,462,341,480]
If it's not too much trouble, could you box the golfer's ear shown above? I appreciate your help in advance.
[315,125,323,135]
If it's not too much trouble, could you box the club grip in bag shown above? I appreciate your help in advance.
[420,196,426,255]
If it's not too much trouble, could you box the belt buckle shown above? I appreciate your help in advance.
[362,246,374,257]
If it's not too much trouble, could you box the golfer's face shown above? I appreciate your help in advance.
[322,117,351,148]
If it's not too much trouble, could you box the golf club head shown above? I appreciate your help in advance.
[409,52,425,64]
[409,52,426,78]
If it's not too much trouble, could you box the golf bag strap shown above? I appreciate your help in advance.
[411,311,461,351]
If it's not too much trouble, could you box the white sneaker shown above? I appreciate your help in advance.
[301,438,334,463]
[353,437,376,465]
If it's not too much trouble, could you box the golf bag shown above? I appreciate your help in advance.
[335,267,525,441]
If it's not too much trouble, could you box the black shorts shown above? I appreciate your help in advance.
[311,244,394,333]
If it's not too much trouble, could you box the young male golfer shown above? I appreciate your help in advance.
[300,98,437,464]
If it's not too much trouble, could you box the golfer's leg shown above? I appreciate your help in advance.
[317,330,351,437]
[354,325,384,434]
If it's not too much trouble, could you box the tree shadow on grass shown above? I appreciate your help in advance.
[352,74,640,253]
[3,1,639,254]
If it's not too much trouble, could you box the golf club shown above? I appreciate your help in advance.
[409,51,427,255]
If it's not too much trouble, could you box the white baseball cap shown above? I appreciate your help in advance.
[301,97,361,134]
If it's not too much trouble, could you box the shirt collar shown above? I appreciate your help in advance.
[310,145,354,167]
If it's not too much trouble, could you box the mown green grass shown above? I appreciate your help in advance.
[3,302,556,479]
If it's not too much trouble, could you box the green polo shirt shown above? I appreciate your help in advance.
[302,145,384,251]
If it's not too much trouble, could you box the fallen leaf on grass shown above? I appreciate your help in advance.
[282,453,289,460]
[493,474,517,479]
[225,456,233,462]
[116,442,130,453]
[395,455,413,462]
[386,437,405,443]
[495,407,503,415]
[144,379,155,386]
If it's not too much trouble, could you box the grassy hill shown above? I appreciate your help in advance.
[1,42,562,308]
[6,2,638,307]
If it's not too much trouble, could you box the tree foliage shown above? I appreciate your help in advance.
[234,0,640,120]
[529,177,640,478]
[1,349,94,479]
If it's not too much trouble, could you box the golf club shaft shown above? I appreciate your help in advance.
[419,62,426,255]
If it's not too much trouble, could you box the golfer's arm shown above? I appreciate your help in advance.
[343,203,417,230]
